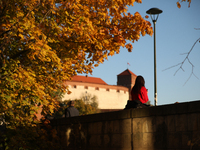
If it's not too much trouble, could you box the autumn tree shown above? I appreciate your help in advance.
[75,99,99,115]
[78,93,99,114]
[0,0,152,148]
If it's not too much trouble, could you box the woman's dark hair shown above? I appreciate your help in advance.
[131,75,145,94]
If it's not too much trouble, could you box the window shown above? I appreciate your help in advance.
[73,85,77,88]
[95,87,99,90]
[117,89,120,93]
[106,88,109,91]
[85,86,88,89]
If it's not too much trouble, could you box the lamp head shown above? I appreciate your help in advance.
[146,8,163,15]
[146,8,163,22]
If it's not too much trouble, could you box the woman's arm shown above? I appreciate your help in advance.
[140,86,149,103]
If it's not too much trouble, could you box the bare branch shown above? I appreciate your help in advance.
[180,52,188,55]
[162,63,182,71]
[183,64,199,86]
[39,9,52,25]
[163,37,200,85]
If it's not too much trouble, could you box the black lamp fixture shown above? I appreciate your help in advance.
[146,8,163,106]
[146,8,163,22]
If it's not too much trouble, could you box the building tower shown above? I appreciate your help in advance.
[117,69,137,100]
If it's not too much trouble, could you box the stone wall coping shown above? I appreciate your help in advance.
[51,100,200,126]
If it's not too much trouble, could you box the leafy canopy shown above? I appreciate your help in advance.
[0,0,152,132]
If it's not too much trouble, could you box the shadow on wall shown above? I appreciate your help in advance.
[51,100,200,150]
[154,121,168,149]
[56,119,87,150]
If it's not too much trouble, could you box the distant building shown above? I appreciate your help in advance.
[117,69,137,99]
[62,69,137,112]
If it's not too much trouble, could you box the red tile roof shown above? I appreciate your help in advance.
[117,69,137,76]
[71,75,108,85]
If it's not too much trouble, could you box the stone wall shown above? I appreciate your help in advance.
[51,100,200,150]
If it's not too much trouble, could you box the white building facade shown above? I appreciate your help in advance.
[62,69,137,111]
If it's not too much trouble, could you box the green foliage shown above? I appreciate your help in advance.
[75,99,99,115]
[52,95,99,119]
[78,93,99,115]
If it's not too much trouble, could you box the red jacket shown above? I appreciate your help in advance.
[131,86,149,103]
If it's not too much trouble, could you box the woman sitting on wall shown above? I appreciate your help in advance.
[124,75,149,109]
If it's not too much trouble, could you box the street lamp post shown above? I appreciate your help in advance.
[146,8,162,106]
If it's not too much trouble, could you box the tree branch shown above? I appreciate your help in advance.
[163,37,200,85]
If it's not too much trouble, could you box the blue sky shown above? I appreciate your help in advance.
[80,0,200,106]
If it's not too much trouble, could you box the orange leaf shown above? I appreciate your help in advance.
[177,2,181,8]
